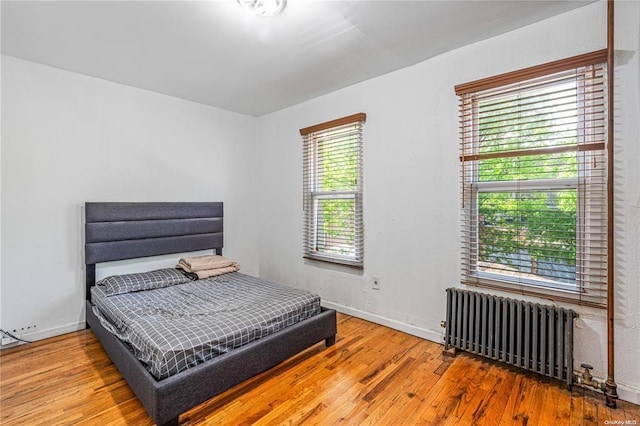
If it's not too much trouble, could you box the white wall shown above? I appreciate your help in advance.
[1,56,259,340]
[0,18,4,336]
[611,0,640,404]
[256,1,640,403]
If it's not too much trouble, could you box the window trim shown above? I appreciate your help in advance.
[299,113,367,137]
[454,50,607,96]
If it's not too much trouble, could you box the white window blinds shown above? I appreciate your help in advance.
[456,51,608,307]
[301,113,365,268]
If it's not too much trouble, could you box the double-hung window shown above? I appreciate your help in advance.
[300,113,365,268]
[456,51,608,307]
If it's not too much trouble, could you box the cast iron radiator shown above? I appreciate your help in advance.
[444,288,577,385]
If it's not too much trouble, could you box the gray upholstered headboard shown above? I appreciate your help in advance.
[85,202,223,299]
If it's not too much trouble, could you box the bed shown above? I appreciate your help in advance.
[84,202,337,426]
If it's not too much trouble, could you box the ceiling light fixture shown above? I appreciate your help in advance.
[237,0,286,17]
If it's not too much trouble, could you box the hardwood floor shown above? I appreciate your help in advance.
[1,313,639,425]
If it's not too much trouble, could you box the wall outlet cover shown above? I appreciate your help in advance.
[372,276,381,290]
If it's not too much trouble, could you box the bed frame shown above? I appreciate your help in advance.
[84,202,337,426]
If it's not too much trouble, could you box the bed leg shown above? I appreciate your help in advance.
[158,417,179,426]
[325,335,336,346]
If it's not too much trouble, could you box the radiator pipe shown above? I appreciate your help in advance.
[605,0,618,408]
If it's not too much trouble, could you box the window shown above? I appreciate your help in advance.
[300,113,365,268]
[456,51,608,307]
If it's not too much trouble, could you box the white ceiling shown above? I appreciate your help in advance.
[1,0,594,116]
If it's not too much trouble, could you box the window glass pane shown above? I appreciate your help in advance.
[317,130,358,192]
[478,81,578,155]
[477,189,577,285]
[313,197,355,257]
[478,152,577,182]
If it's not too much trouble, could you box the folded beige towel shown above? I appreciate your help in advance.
[194,264,240,279]
[178,255,237,272]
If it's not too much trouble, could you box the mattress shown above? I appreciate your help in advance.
[91,272,321,379]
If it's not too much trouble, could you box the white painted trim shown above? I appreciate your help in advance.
[616,383,640,405]
[322,301,444,344]
[0,321,85,349]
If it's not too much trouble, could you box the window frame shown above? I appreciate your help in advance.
[300,113,366,268]
[456,51,608,308]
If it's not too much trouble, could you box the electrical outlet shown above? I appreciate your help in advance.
[12,324,37,334]
[1,336,17,345]
[372,276,381,290]
[2,324,37,345]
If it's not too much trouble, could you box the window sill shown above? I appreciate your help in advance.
[461,275,606,309]
[303,254,363,270]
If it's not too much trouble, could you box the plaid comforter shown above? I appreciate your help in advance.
[91,272,321,379]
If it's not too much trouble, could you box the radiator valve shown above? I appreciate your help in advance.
[579,363,605,391]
